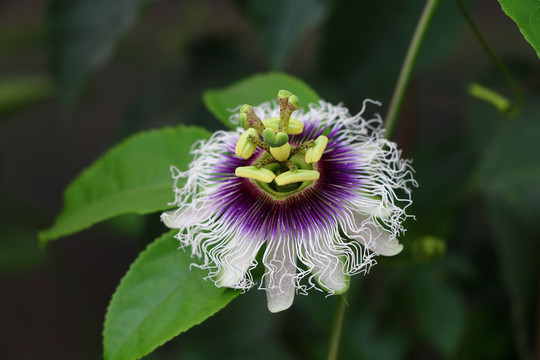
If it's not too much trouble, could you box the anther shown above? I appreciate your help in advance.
[305,135,328,163]
[263,117,304,135]
[235,128,258,159]
[235,166,276,183]
[275,169,320,186]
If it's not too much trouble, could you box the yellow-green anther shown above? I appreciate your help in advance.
[239,105,265,133]
[235,166,276,183]
[275,169,320,186]
[305,135,328,163]
[263,117,304,135]
[270,143,291,162]
[235,128,258,159]
[278,90,300,133]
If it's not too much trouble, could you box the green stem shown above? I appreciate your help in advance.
[384,0,441,139]
[455,0,523,116]
[327,292,348,360]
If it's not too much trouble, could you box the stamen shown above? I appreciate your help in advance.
[263,117,304,135]
[275,169,320,186]
[235,128,258,159]
[234,90,323,188]
[235,166,276,183]
[305,135,328,163]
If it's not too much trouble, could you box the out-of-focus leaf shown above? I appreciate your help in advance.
[497,0,540,59]
[486,194,538,360]
[471,99,540,360]
[0,76,54,119]
[0,25,46,53]
[412,270,466,356]
[39,126,210,244]
[346,307,408,360]
[319,0,464,105]
[203,72,320,129]
[245,0,329,70]
[103,230,239,360]
[48,0,151,106]
[0,222,45,273]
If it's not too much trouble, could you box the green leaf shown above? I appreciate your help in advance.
[203,72,320,129]
[0,76,54,119]
[497,0,540,59]
[39,125,210,244]
[48,0,151,106]
[472,99,540,360]
[103,230,239,360]
[413,273,465,356]
[245,0,329,70]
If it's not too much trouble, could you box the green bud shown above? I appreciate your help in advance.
[411,236,446,262]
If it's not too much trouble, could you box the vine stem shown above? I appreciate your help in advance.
[384,0,441,139]
[455,0,523,116]
[326,292,348,360]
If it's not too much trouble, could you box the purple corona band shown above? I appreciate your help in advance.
[210,121,361,240]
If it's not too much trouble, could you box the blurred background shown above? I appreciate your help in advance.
[0,0,539,359]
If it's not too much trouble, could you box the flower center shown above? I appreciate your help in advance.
[255,152,317,197]
[234,90,328,195]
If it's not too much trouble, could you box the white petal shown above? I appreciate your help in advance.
[345,212,403,256]
[365,225,403,256]
[263,239,297,313]
[161,198,215,229]
[216,234,263,288]
[306,238,349,294]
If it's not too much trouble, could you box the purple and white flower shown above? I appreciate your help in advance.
[162,91,416,313]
